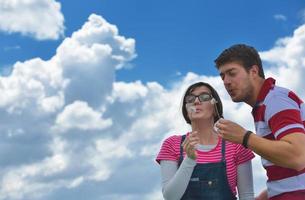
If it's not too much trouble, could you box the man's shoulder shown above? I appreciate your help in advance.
[265,85,297,104]
[266,85,303,105]
[268,85,290,97]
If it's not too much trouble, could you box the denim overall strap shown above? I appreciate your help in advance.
[178,135,186,167]
[180,138,237,200]
[221,138,226,162]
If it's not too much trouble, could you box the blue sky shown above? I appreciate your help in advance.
[2,0,305,85]
[1,0,305,199]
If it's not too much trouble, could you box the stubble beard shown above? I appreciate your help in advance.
[230,81,254,104]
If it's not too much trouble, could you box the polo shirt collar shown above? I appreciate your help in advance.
[256,77,276,102]
[252,77,275,114]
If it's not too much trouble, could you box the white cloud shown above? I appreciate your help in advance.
[56,14,136,107]
[110,20,305,198]
[0,0,64,40]
[86,138,133,182]
[0,139,68,200]
[0,12,305,200]
[0,58,66,114]
[3,45,21,51]
[66,14,136,69]
[260,23,305,97]
[0,14,136,199]
[141,188,163,200]
[53,101,112,133]
[273,14,287,21]
[112,81,148,102]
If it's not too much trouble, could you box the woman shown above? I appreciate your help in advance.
[156,82,255,200]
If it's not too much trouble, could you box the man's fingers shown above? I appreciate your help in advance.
[215,123,225,132]
[218,118,228,124]
[217,130,224,138]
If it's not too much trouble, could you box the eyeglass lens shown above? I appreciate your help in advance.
[185,93,212,103]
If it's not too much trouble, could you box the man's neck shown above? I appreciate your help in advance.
[248,78,265,107]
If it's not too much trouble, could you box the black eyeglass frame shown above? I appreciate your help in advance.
[184,92,213,103]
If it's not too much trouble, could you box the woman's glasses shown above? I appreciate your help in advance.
[185,93,212,103]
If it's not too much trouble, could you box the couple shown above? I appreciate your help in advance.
[156,44,305,200]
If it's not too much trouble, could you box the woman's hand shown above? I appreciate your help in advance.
[182,131,200,160]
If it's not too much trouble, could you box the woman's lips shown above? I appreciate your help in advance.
[195,108,202,112]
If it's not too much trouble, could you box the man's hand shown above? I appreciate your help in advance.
[215,118,247,144]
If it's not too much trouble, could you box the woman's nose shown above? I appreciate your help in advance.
[194,97,201,104]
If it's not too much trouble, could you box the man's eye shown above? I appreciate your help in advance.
[228,72,235,77]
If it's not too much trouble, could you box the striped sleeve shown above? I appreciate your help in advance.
[266,91,305,140]
[156,135,181,164]
[234,144,255,166]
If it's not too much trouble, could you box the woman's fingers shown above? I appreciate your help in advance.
[182,135,198,159]
[183,137,196,149]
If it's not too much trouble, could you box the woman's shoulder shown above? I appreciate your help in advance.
[162,134,185,144]
[156,134,186,163]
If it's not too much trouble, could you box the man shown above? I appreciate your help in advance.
[214,44,305,200]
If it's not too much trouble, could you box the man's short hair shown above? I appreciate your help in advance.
[214,44,265,78]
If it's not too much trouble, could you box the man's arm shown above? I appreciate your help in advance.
[216,119,305,171]
[247,132,305,171]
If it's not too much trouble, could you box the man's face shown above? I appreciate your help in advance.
[218,62,254,103]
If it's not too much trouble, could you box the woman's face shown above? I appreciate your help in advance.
[185,86,215,122]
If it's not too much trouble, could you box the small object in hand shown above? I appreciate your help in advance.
[186,103,196,113]
[213,118,222,133]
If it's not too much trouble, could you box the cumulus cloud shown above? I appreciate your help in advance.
[53,101,112,133]
[0,137,68,199]
[112,81,148,102]
[56,14,136,107]
[0,12,305,200]
[0,57,66,114]
[0,14,136,199]
[0,0,64,40]
[260,23,305,97]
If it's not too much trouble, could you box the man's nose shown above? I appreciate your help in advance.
[223,75,231,85]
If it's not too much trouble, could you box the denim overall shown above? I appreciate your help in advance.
[179,135,236,200]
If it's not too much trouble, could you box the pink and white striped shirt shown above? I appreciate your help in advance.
[252,77,305,199]
[156,134,254,195]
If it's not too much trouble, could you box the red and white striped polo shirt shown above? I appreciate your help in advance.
[156,134,254,195]
[252,77,305,198]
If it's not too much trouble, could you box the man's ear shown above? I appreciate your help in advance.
[250,65,260,77]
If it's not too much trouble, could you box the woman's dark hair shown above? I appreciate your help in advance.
[182,82,223,124]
